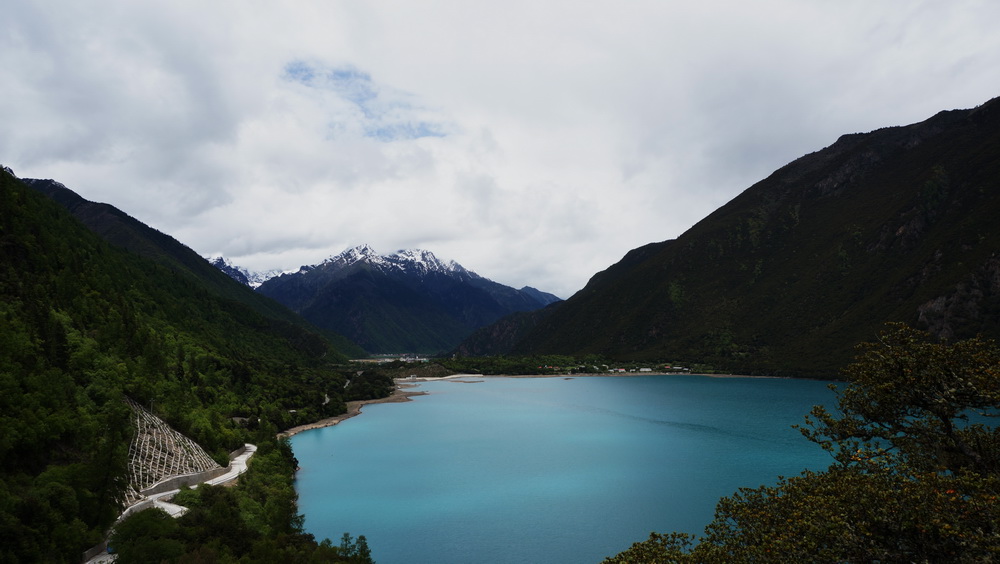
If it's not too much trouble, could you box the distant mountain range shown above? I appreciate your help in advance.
[20,95,1000,378]
[22,174,561,358]
[215,245,560,355]
[458,96,1000,378]
[208,256,284,289]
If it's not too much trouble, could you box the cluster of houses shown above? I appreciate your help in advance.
[606,365,691,374]
[352,354,430,364]
[536,364,693,375]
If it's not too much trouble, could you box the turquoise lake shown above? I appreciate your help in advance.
[291,375,837,563]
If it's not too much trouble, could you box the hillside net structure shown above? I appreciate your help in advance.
[123,397,221,506]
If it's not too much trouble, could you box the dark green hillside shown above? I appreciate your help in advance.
[500,96,1000,377]
[23,178,365,359]
[299,269,479,354]
[0,167,384,561]
[263,264,475,354]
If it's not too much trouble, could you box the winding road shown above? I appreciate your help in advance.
[84,444,257,563]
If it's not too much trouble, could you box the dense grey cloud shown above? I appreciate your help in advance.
[3,1,999,298]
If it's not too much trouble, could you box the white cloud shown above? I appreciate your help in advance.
[3,0,1000,298]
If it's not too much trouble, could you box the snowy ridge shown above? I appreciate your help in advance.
[246,268,286,288]
[320,245,478,278]
[250,243,563,354]
[321,243,390,269]
[208,256,285,288]
[211,245,479,288]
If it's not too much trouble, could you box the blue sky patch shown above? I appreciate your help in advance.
[366,122,445,142]
[282,61,446,142]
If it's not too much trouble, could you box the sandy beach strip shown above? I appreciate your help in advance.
[279,382,427,438]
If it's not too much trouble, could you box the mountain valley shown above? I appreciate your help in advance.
[5,93,1000,561]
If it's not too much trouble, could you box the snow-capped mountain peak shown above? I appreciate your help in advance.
[314,245,476,278]
[208,256,284,288]
[324,244,389,269]
[389,248,447,273]
[210,255,238,269]
[210,245,485,291]
[251,244,561,354]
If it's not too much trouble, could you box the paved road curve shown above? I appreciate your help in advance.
[85,444,257,563]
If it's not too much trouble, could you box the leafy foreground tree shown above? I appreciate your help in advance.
[604,323,1000,563]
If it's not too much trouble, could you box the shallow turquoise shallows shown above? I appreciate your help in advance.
[291,375,837,563]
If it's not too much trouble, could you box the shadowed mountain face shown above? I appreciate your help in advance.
[461,96,1000,378]
[256,245,561,355]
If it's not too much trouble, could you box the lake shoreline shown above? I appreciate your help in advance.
[470,372,785,379]
[278,372,783,438]
[278,382,428,438]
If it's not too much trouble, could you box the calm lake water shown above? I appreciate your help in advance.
[291,375,837,564]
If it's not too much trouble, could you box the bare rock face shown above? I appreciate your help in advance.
[918,254,1000,340]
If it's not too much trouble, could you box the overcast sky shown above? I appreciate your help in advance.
[3,1,999,298]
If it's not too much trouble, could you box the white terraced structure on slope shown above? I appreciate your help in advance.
[122,398,221,506]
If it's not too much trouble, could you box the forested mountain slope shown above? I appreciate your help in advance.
[23,178,365,359]
[469,96,1000,378]
[0,167,387,561]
